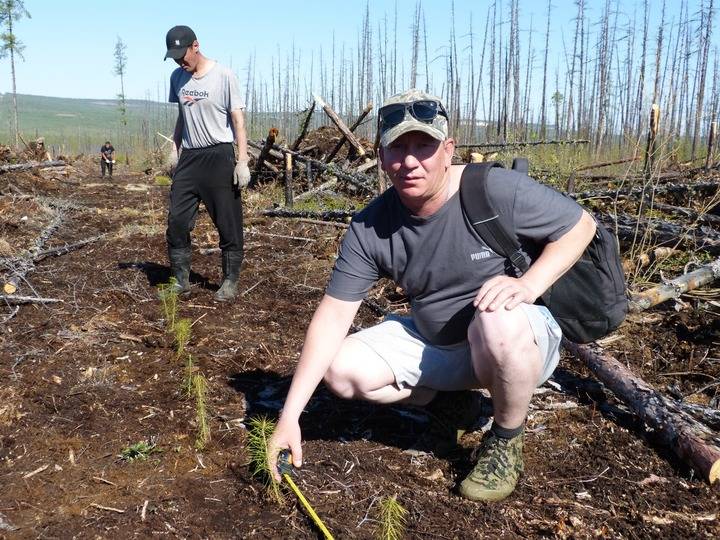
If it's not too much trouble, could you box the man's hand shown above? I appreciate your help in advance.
[267,418,302,482]
[233,159,251,188]
[168,148,179,175]
[474,275,539,312]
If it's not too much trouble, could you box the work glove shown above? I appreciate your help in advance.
[233,159,251,188]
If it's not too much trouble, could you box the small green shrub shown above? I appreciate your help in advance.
[155,175,172,186]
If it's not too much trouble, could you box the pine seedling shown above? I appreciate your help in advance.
[174,318,191,359]
[157,279,179,330]
[375,495,408,540]
[193,373,211,450]
[182,354,196,397]
[246,416,284,504]
[120,440,159,462]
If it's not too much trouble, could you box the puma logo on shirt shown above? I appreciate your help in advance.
[470,250,491,261]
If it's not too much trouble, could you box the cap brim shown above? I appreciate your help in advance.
[164,47,186,61]
[380,120,446,147]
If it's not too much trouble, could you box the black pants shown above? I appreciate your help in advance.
[166,143,244,253]
[101,159,113,177]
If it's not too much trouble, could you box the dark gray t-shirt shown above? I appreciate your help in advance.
[326,167,584,345]
[169,63,244,149]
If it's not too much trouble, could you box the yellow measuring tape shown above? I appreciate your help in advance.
[278,450,334,540]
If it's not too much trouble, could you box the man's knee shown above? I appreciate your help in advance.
[323,338,393,401]
[468,308,535,362]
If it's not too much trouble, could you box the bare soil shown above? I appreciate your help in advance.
[0,161,718,539]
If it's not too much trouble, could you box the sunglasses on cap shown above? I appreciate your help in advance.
[378,99,448,129]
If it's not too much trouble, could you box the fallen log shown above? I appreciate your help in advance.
[629,257,720,312]
[574,156,640,172]
[564,339,720,484]
[649,201,720,226]
[270,144,375,194]
[597,213,720,253]
[573,180,719,201]
[294,179,338,202]
[455,139,589,149]
[248,147,278,173]
[291,101,316,151]
[0,159,65,174]
[313,93,367,159]
[0,294,62,305]
[32,233,107,263]
[261,208,354,222]
[324,102,373,163]
[4,209,64,294]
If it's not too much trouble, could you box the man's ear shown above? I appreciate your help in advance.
[378,145,386,171]
[443,138,455,166]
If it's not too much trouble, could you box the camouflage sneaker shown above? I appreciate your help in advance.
[404,390,487,457]
[458,429,524,502]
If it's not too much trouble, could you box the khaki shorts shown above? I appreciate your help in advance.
[347,304,562,391]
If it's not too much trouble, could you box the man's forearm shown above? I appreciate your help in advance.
[520,210,597,298]
[173,109,184,153]
[231,109,249,162]
[280,295,361,421]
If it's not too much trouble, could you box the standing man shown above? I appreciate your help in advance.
[163,25,250,301]
[100,141,115,178]
[268,90,597,502]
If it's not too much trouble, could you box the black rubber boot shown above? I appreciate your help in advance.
[168,247,191,294]
[214,250,243,302]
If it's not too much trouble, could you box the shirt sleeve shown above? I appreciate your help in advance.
[227,69,244,111]
[325,221,380,301]
[168,71,179,104]
[487,168,583,244]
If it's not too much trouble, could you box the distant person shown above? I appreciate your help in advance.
[163,25,250,301]
[268,89,597,503]
[100,141,115,178]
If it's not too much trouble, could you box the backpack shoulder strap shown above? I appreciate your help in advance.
[511,157,529,174]
[459,162,530,273]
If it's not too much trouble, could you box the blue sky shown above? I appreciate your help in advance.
[0,0,712,103]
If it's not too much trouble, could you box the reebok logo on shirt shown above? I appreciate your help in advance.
[181,89,209,106]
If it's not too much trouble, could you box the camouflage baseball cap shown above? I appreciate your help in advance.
[379,89,448,147]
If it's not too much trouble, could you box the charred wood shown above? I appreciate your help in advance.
[564,340,720,484]
[324,102,373,163]
[629,257,720,312]
[291,101,316,151]
[313,94,367,159]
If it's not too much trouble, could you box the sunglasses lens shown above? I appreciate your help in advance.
[411,101,439,121]
[380,104,407,127]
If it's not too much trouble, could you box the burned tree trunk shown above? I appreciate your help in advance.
[324,101,373,163]
[313,94,367,160]
[564,340,720,484]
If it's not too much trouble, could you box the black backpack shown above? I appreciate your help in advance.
[459,161,628,343]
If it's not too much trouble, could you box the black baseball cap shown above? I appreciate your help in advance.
[164,25,196,60]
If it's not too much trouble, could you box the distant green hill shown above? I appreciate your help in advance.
[0,93,175,155]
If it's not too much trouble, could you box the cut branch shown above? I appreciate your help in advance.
[629,257,720,312]
[313,93,367,158]
[324,101,373,163]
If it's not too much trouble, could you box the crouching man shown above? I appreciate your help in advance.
[268,89,596,501]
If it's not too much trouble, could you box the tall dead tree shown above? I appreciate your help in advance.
[539,0,551,138]
[691,0,714,161]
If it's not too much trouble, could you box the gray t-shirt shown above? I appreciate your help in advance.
[169,62,244,149]
[326,167,584,346]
